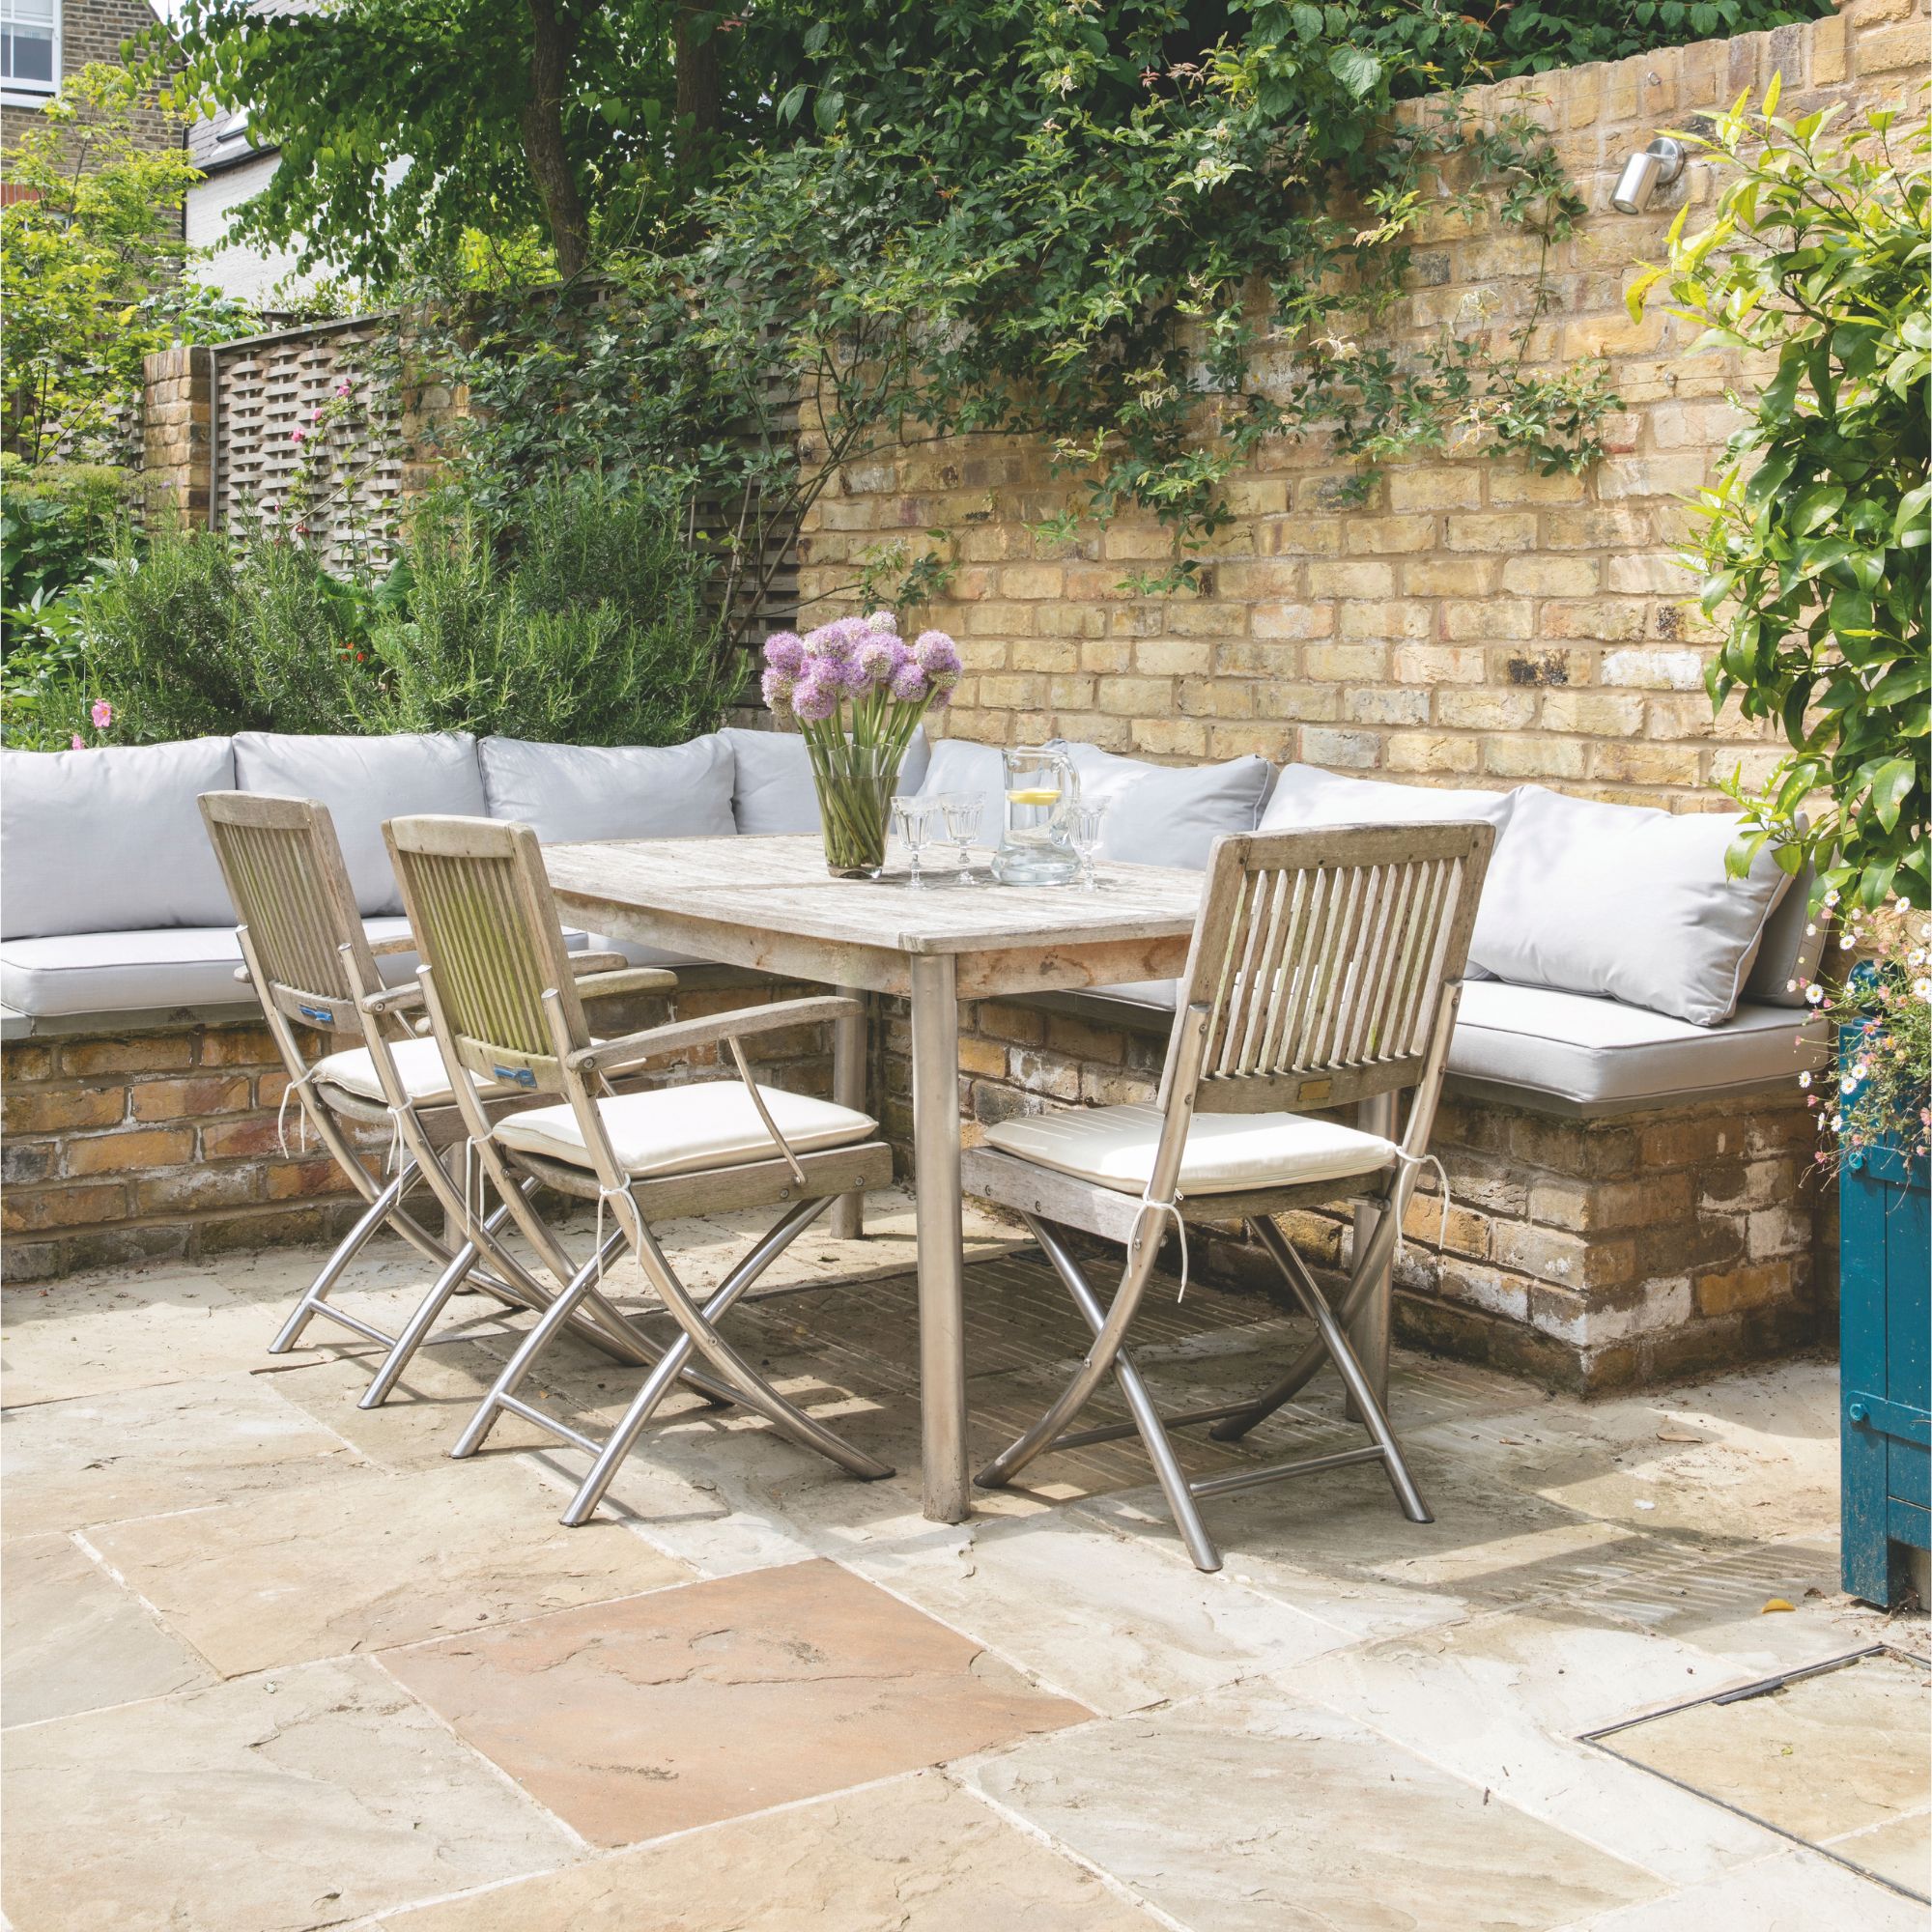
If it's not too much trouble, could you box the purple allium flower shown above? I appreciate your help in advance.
[854,636,902,686]
[890,662,929,703]
[761,665,796,714]
[912,629,962,688]
[793,670,842,724]
[763,631,806,676]
[866,609,899,634]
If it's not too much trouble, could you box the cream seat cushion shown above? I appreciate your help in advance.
[310,1035,514,1107]
[984,1102,1398,1196]
[495,1083,876,1179]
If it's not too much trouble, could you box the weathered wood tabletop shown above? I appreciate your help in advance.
[542,834,1205,1521]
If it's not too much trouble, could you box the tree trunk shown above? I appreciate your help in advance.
[521,0,595,277]
[673,5,721,171]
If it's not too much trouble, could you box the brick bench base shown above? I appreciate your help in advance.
[1,974,840,1285]
[3,980,1834,1394]
[905,994,1833,1395]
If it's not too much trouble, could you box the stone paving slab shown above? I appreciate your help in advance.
[1567,1847,1931,1931]
[1605,1648,1931,1851]
[1288,1607,1788,1884]
[369,1771,1159,1931]
[968,1679,1666,1932]
[845,1508,1354,1716]
[0,1657,577,1932]
[85,1457,693,1677]
[2,1533,213,1727]
[1,1372,359,1543]
[382,1557,1092,1846]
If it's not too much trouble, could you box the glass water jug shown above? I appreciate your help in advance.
[991,745,1079,888]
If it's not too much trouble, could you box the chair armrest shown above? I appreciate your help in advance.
[574,966,679,1003]
[367,933,418,957]
[568,995,862,1079]
[359,980,426,1018]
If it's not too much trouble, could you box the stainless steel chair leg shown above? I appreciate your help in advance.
[266,1167,409,1353]
[450,1231,623,1460]
[559,1195,832,1526]
[1246,1217,1431,1522]
[1023,1216,1222,1573]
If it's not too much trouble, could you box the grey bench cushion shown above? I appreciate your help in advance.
[1,738,239,938]
[1449,980,1818,1107]
[235,732,486,919]
[0,918,598,1020]
[1041,975,1817,1110]
[0,917,412,1018]
[1065,745,1273,869]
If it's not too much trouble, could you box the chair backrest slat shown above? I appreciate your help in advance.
[199,792,378,1032]
[1171,823,1492,1114]
[385,815,588,1092]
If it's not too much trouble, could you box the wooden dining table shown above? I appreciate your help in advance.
[543,833,1204,1522]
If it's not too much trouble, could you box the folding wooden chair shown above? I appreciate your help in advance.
[199,791,702,1406]
[962,822,1494,1572]
[384,812,895,1525]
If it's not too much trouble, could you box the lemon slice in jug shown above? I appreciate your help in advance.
[1006,787,1062,807]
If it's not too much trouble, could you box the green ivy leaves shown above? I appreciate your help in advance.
[1641,83,1930,910]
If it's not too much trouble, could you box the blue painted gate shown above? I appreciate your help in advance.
[1839,1121,1931,1607]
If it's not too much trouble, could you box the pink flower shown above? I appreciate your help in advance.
[310,407,325,423]
[334,380,352,398]
[70,733,84,750]
[90,699,112,730]
[290,428,306,444]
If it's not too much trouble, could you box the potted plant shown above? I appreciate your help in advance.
[759,612,961,876]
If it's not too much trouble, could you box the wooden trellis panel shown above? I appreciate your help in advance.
[213,318,407,571]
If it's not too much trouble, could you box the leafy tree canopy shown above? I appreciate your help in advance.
[0,63,248,465]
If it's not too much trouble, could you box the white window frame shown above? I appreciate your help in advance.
[1,0,61,107]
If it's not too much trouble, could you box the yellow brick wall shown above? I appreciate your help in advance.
[794,3,1930,810]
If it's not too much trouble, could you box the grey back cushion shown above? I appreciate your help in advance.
[235,731,486,918]
[479,734,736,845]
[1,737,238,938]
[723,724,930,835]
[1468,786,1795,1028]
[1065,744,1272,870]
[916,736,1010,844]
[1743,848,1824,1007]
[1260,763,1516,974]
[1,734,242,939]
[1261,763,1516,838]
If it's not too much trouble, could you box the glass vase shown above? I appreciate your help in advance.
[814,741,895,878]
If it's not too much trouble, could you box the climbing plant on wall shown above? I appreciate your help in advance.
[1633,81,1931,911]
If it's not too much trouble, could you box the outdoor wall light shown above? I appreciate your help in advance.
[1612,136,1687,214]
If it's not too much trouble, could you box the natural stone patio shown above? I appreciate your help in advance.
[2,1187,1924,1931]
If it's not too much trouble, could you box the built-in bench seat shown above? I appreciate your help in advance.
[0,720,1832,1388]
[1042,979,1815,1115]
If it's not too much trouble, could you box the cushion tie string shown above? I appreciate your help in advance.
[1130,1189,1191,1303]
[1390,1149,1452,1256]
[592,1177,642,1291]
[276,1065,325,1158]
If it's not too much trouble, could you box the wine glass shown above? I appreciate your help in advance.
[892,795,934,889]
[940,792,983,885]
[1067,800,1106,893]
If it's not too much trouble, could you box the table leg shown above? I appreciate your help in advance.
[909,952,968,1522]
[1348,1089,1398,1416]
[830,986,867,1241]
